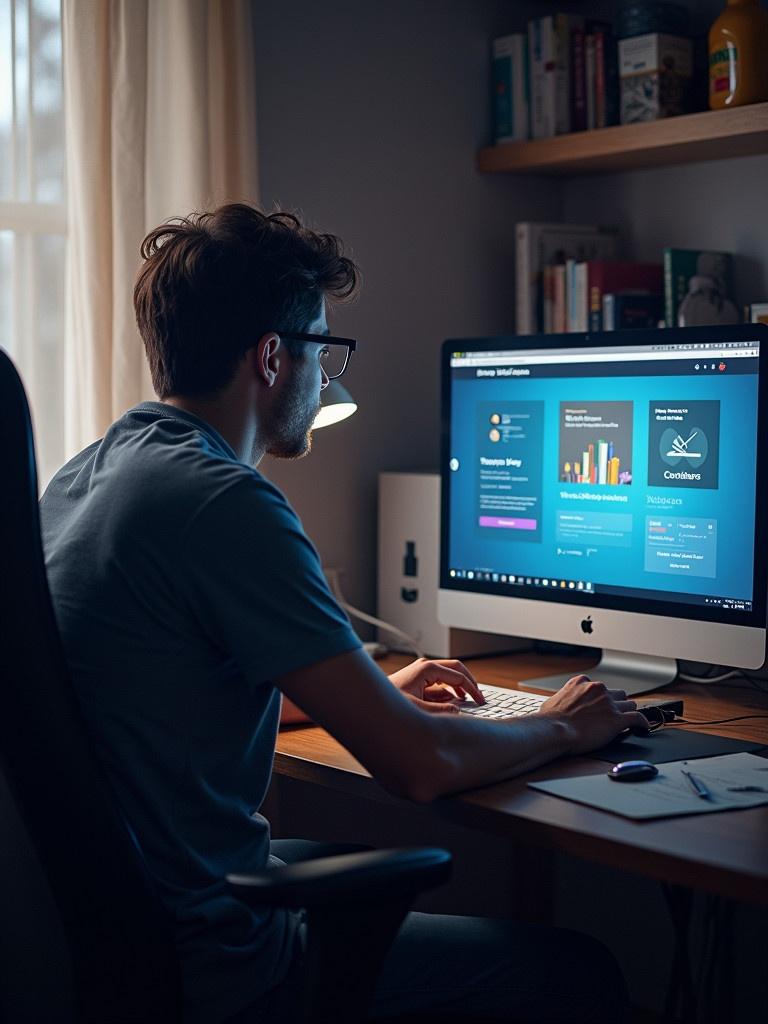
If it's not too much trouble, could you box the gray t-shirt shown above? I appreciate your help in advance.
[39,402,361,1023]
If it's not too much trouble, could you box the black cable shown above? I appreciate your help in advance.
[670,714,768,726]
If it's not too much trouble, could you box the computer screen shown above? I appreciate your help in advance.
[439,324,768,692]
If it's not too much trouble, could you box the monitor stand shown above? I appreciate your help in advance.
[520,650,678,698]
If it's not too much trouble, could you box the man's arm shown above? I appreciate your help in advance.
[274,649,646,803]
[279,656,486,725]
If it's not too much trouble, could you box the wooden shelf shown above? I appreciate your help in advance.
[478,102,768,176]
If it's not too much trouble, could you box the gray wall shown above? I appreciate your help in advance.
[252,0,559,617]
[253,0,768,621]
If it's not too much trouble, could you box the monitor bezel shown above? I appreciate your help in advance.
[440,323,768,631]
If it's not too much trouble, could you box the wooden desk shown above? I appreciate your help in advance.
[275,653,768,907]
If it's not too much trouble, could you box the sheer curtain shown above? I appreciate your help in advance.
[0,0,66,488]
[62,0,258,457]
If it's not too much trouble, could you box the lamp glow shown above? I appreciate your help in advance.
[313,380,357,429]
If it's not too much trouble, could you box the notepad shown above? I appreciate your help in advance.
[528,753,768,820]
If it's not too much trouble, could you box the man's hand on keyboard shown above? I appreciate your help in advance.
[537,675,648,754]
[388,658,486,715]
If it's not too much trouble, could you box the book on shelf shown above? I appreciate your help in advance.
[593,24,619,128]
[584,20,614,132]
[603,293,664,331]
[746,303,768,326]
[663,248,738,327]
[515,222,619,335]
[528,14,582,138]
[492,34,529,143]
[583,260,662,330]
[565,259,580,332]
[566,260,592,333]
[571,26,586,131]
[554,264,567,333]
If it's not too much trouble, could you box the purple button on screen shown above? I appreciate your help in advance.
[479,516,537,531]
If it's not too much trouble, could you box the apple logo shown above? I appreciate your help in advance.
[580,616,594,635]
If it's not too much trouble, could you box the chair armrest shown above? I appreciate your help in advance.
[227,846,451,909]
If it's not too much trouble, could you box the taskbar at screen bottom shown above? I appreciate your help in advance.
[446,569,753,614]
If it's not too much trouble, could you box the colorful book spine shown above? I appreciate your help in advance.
[587,261,663,331]
[553,15,581,134]
[565,258,577,332]
[493,34,529,143]
[554,264,567,333]
[571,26,586,130]
[515,222,619,334]
[585,33,596,130]
[595,31,606,129]
[593,24,618,129]
[527,18,550,138]
[529,15,582,138]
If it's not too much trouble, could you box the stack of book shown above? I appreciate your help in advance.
[493,14,619,144]
[516,224,751,335]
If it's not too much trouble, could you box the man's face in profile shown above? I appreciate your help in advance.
[260,302,329,463]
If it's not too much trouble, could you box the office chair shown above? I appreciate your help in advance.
[0,346,451,1023]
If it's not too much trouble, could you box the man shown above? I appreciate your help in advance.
[41,204,644,1023]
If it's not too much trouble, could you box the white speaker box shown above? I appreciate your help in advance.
[377,472,524,659]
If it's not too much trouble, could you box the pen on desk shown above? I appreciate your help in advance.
[681,768,711,800]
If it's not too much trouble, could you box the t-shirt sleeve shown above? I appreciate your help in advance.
[177,475,362,682]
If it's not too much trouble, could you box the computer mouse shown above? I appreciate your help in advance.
[607,760,659,782]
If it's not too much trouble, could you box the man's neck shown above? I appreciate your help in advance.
[163,393,262,464]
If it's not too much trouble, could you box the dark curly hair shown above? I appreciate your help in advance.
[133,203,359,398]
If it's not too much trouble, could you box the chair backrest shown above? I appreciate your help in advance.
[0,349,180,1022]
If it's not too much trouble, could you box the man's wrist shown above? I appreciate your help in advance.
[536,713,576,756]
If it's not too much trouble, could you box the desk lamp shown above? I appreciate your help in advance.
[313,380,357,429]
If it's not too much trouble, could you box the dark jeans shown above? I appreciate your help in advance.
[228,839,629,1024]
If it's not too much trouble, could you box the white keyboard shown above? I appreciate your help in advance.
[458,682,547,719]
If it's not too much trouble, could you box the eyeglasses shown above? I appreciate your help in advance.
[276,331,357,381]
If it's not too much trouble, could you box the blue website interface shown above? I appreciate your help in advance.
[446,340,760,614]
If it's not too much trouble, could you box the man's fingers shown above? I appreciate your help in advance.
[614,699,637,712]
[429,660,485,704]
[412,696,460,715]
[424,684,462,703]
[622,710,652,729]
[607,689,628,701]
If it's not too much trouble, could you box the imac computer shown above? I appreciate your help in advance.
[438,324,768,696]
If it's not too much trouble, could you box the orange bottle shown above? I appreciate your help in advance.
[709,0,768,109]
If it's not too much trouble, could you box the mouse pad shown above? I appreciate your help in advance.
[591,729,766,765]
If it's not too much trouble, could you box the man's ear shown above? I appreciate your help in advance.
[251,332,281,387]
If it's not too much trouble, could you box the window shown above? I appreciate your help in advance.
[0,0,65,487]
